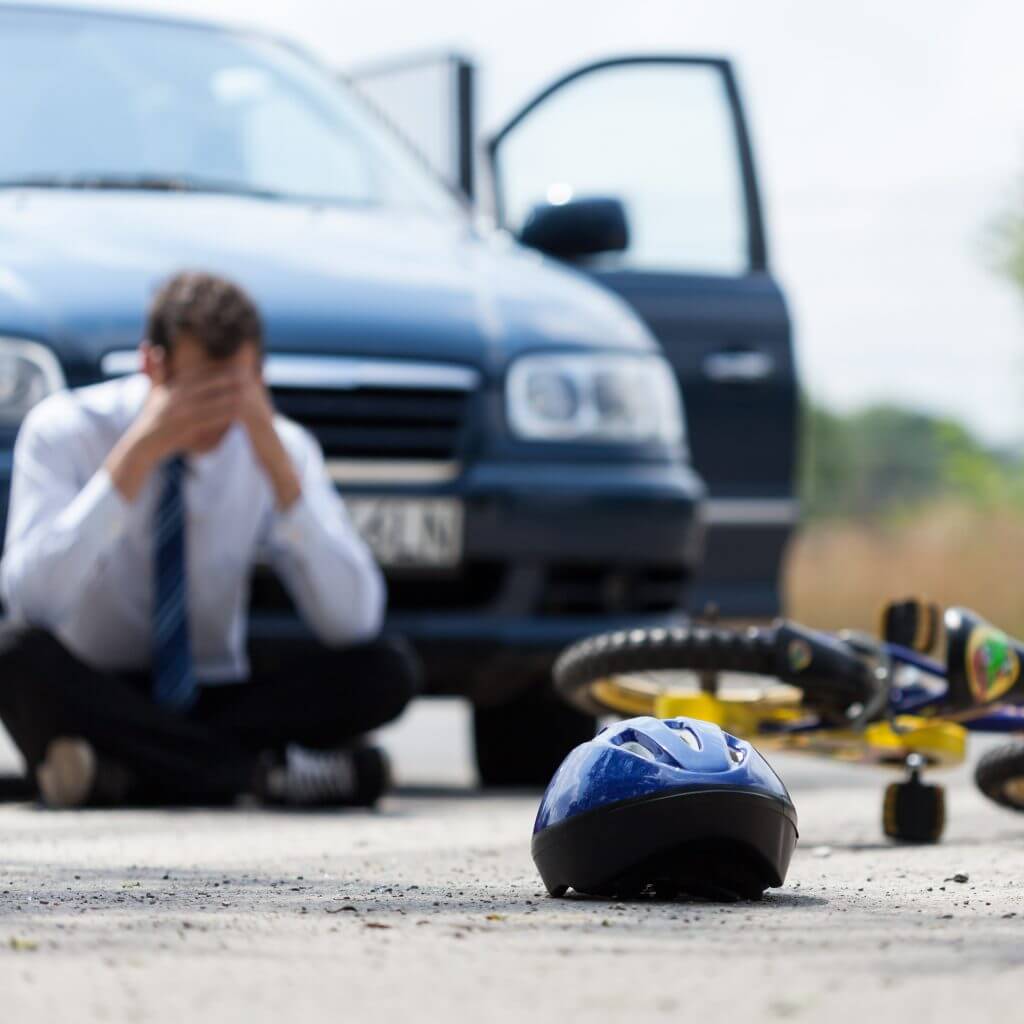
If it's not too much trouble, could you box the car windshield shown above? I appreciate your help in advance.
[0,8,460,215]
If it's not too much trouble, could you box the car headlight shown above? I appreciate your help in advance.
[0,338,66,425]
[506,352,684,443]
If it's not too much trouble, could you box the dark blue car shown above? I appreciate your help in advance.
[0,5,796,783]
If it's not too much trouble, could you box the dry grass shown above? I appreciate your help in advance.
[783,501,1024,637]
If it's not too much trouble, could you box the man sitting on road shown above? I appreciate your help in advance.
[0,271,418,808]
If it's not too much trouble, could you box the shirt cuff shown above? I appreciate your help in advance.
[267,491,319,552]
[56,467,132,554]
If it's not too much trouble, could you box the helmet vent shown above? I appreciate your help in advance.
[611,728,679,766]
[619,740,656,761]
[677,727,701,751]
[663,719,702,751]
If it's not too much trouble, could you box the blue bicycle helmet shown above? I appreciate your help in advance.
[532,716,798,901]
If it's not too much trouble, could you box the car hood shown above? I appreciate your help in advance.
[0,190,654,376]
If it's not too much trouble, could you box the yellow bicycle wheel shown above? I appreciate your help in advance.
[554,624,784,717]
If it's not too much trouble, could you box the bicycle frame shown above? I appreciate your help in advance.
[885,643,1024,731]
[647,639,1024,769]
[566,609,1024,770]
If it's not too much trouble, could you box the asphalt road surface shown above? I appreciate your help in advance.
[1,699,1022,1022]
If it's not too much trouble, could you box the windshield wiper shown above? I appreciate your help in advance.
[0,174,286,200]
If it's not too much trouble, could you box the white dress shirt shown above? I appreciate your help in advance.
[0,374,385,683]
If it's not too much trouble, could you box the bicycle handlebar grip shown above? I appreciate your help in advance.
[771,622,876,720]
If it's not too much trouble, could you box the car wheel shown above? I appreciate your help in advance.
[473,680,597,788]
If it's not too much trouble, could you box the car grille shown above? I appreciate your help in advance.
[270,384,472,462]
[538,563,690,615]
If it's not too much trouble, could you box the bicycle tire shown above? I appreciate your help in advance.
[974,742,1024,812]
[554,624,778,715]
[554,620,881,721]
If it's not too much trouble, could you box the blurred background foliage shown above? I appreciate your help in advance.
[799,400,1024,521]
[993,177,1024,296]
[788,400,1024,637]
[786,195,1024,635]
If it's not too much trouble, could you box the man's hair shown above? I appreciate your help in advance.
[146,271,263,359]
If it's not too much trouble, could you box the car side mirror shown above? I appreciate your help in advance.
[517,197,629,260]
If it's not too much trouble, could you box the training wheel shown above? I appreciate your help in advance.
[883,768,946,844]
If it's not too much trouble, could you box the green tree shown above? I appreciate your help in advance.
[993,178,1024,294]
[799,399,1023,520]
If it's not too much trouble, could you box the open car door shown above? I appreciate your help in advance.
[487,56,798,618]
[347,51,476,199]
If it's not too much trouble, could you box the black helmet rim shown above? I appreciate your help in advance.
[532,787,798,901]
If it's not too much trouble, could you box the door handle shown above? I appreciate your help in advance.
[702,349,775,383]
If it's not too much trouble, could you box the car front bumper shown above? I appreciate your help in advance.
[249,457,705,702]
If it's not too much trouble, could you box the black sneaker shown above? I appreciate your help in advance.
[262,744,391,808]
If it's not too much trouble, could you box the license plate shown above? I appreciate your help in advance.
[346,497,463,568]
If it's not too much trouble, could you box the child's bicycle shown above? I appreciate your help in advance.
[553,599,1024,844]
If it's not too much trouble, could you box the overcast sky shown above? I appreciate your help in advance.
[19,0,1024,443]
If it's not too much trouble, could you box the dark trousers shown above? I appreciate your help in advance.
[0,624,420,805]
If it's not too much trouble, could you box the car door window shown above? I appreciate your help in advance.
[493,62,749,276]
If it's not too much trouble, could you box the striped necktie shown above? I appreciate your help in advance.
[152,456,197,709]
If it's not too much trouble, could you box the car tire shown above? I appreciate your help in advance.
[474,680,597,788]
